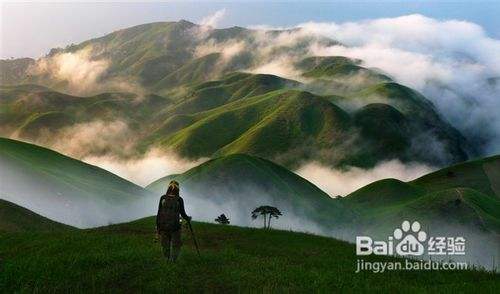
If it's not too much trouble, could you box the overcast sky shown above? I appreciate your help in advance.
[1,1,499,59]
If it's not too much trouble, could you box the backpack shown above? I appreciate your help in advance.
[158,195,181,231]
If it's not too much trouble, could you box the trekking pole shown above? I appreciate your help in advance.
[187,220,201,257]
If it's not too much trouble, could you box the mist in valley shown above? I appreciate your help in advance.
[1,12,499,271]
[2,156,497,270]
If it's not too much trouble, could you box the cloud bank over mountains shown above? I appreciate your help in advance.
[295,14,500,155]
[296,160,434,197]
[4,14,500,193]
[193,14,500,156]
[191,13,500,195]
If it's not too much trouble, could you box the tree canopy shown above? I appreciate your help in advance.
[251,206,282,229]
[215,214,230,225]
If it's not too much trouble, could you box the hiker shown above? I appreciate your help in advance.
[156,180,192,261]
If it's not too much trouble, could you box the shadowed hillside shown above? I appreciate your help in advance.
[0,138,156,228]
[344,155,500,267]
[345,155,500,231]
[0,199,73,232]
[148,152,500,268]
[147,153,355,233]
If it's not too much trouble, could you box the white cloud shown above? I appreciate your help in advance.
[260,14,500,155]
[296,160,435,197]
[246,55,303,81]
[29,46,144,96]
[83,150,207,187]
[50,120,134,158]
[30,47,109,94]
[207,14,500,155]
[200,8,227,28]
[195,39,246,61]
[301,14,500,89]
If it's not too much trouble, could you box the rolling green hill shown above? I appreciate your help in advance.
[145,153,499,238]
[151,86,467,168]
[0,216,498,292]
[0,84,172,145]
[0,138,156,228]
[147,153,500,267]
[345,155,500,236]
[299,56,391,83]
[155,90,351,164]
[1,69,468,169]
[163,72,301,115]
[0,20,472,169]
[414,155,500,197]
[0,138,498,270]
[147,153,355,232]
[298,56,393,96]
[0,199,73,232]
[0,21,305,92]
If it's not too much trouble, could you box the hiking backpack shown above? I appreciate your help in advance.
[158,195,181,231]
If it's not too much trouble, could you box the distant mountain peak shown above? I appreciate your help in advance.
[178,19,197,27]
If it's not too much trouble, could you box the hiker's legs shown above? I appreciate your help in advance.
[159,231,172,259]
[171,229,182,262]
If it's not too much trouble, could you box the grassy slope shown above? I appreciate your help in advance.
[1,87,171,159]
[1,21,255,91]
[162,72,301,115]
[52,21,199,85]
[146,152,500,245]
[0,85,172,141]
[153,53,223,90]
[0,137,148,201]
[1,53,469,170]
[1,217,499,292]
[0,199,73,232]
[0,22,333,92]
[414,155,500,196]
[0,138,154,227]
[156,89,349,161]
[147,154,354,227]
[0,22,477,169]
[345,155,500,234]
[154,84,466,168]
[299,56,391,82]
[297,56,392,97]
[145,73,302,142]
[352,82,469,164]
[146,60,467,168]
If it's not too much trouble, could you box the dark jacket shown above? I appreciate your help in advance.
[156,195,189,232]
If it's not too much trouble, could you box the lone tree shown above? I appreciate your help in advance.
[251,206,282,229]
[215,214,230,225]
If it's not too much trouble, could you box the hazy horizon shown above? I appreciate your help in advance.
[1,1,499,59]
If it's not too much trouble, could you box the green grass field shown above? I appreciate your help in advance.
[1,216,498,292]
[2,138,498,269]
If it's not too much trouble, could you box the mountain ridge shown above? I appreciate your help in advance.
[0,137,156,228]
[0,20,474,170]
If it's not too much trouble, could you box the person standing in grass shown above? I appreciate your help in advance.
[156,180,192,261]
